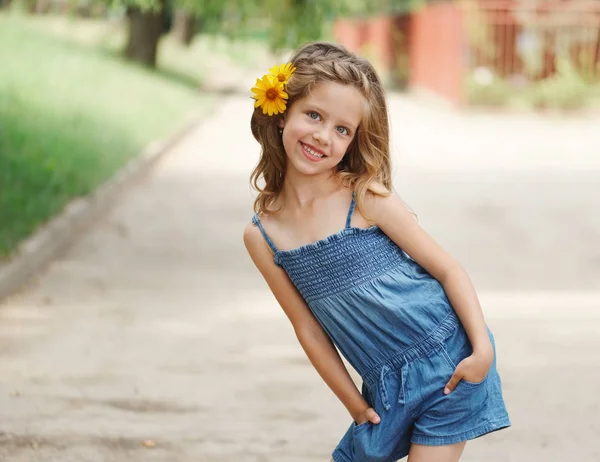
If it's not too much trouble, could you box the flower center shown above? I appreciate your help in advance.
[266,88,279,100]
[277,74,286,82]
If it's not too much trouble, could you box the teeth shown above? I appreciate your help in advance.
[303,143,323,158]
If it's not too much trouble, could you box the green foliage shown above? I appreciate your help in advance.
[464,57,600,111]
[529,58,589,110]
[106,0,426,50]
[0,15,211,257]
[262,0,345,50]
[464,74,513,107]
[224,0,426,50]
[341,0,426,16]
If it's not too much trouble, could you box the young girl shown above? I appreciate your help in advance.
[244,42,511,462]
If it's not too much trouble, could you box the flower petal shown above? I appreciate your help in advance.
[251,67,295,116]
[256,77,268,89]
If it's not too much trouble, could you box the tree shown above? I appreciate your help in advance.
[172,8,198,46]
[124,0,167,66]
[119,0,426,68]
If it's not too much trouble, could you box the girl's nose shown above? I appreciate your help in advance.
[313,127,331,146]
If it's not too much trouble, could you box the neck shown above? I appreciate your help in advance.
[281,168,340,209]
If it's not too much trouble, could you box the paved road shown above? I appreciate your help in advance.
[0,94,599,461]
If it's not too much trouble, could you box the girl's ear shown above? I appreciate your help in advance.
[278,117,285,128]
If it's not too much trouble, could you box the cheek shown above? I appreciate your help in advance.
[282,123,307,149]
[284,120,309,139]
[281,129,299,155]
[333,138,353,159]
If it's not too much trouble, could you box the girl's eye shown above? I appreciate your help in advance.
[308,111,320,120]
[337,126,349,135]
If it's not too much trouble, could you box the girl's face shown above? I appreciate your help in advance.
[280,82,364,176]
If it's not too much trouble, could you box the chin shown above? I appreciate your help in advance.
[288,158,332,176]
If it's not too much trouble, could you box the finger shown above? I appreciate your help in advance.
[365,407,381,424]
[444,372,463,394]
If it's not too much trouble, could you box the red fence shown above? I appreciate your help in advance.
[462,0,600,82]
[410,2,464,103]
[334,0,600,105]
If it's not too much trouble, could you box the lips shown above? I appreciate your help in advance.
[300,141,326,161]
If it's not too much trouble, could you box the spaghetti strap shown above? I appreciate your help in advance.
[252,213,279,253]
[345,191,356,229]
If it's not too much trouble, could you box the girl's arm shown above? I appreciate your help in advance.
[364,191,494,393]
[243,222,378,423]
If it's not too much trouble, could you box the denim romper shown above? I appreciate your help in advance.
[252,193,511,461]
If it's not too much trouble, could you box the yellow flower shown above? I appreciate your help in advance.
[269,63,296,85]
[251,74,288,116]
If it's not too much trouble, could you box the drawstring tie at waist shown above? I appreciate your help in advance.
[378,356,409,411]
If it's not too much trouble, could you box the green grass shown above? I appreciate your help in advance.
[0,14,213,258]
[23,14,274,80]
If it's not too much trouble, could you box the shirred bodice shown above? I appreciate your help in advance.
[251,192,454,378]
[271,226,407,303]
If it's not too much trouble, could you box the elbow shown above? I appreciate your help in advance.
[439,261,467,286]
[295,321,327,346]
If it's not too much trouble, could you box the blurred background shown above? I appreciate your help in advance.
[1,0,599,461]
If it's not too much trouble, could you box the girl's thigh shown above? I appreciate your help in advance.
[407,441,466,462]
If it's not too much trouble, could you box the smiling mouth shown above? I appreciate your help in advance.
[300,142,325,160]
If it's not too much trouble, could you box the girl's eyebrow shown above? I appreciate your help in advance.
[303,103,358,130]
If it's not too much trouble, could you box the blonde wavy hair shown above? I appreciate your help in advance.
[250,41,392,216]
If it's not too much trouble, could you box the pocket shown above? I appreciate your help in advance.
[352,420,372,434]
[352,381,376,434]
[439,330,490,388]
[352,419,393,462]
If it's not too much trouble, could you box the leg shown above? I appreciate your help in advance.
[407,441,466,462]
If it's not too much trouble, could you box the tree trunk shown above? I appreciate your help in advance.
[125,3,165,68]
[34,0,51,14]
[173,9,197,46]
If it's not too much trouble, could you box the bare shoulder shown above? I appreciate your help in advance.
[243,220,260,248]
[243,220,273,262]
[362,187,415,226]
